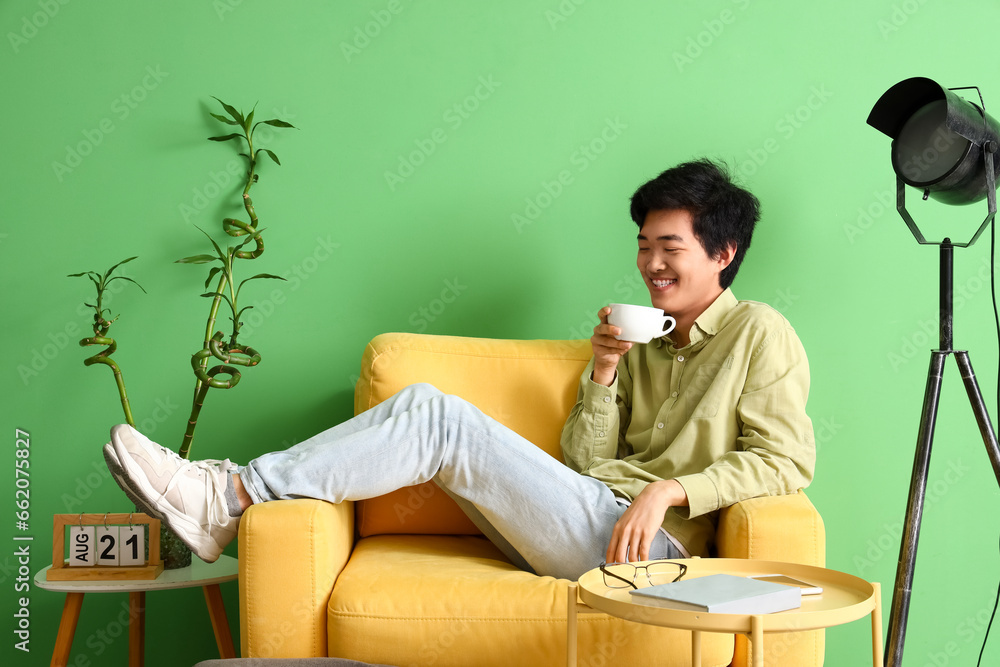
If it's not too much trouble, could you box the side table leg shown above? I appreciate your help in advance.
[872,582,884,667]
[691,630,702,665]
[203,584,237,658]
[51,592,84,667]
[567,583,578,667]
[751,615,765,666]
[129,591,145,667]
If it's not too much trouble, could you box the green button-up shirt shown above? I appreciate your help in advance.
[560,289,815,557]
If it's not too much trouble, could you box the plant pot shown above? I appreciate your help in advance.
[160,523,193,569]
[134,504,192,569]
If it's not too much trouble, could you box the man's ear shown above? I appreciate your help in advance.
[716,243,737,270]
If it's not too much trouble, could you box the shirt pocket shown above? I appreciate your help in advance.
[686,357,734,419]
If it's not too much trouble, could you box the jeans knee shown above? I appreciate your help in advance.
[401,382,442,402]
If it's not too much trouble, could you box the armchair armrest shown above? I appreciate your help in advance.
[716,490,825,566]
[717,491,826,667]
[239,499,355,658]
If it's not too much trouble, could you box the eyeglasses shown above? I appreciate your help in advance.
[599,559,688,589]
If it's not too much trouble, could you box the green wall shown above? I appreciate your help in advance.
[4,1,1000,664]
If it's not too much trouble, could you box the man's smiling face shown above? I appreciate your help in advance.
[637,208,734,342]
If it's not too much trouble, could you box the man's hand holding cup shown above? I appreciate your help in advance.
[591,304,676,387]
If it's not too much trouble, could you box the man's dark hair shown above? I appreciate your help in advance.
[629,159,760,289]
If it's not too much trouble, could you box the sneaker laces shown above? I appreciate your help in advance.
[162,458,234,528]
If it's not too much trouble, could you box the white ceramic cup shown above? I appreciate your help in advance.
[607,303,676,343]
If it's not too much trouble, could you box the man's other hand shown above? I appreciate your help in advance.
[606,479,688,564]
[591,306,632,387]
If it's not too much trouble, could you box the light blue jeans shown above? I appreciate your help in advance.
[239,383,681,580]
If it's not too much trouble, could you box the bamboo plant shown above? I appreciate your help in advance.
[71,98,294,461]
[68,257,146,427]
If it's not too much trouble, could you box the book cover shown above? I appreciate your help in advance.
[628,573,803,614]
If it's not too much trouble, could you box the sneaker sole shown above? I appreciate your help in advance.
[110,436,226,563]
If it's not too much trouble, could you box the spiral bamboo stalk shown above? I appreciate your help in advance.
[79,330,135,428]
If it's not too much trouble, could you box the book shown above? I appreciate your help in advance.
[628,574,802,614]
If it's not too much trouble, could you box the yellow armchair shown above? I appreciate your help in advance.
[240,333,825,666]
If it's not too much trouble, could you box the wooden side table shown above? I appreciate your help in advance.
[568,558,883,667]
[35,554,239,667]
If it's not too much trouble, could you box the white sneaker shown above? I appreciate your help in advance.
[104,429,238,517]
[109,424,240,563]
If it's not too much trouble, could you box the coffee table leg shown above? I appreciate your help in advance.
[691,630,702,665]
[751,615,764,666]
[51,592,84,667]
[872,582,884,667]
[567,583,578,667]
[203,584,237,658]
[129,591,145,667]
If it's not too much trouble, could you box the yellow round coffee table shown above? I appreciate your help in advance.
[568,558,882,667]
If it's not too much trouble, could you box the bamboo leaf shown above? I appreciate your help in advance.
[200,291,234,310]
[245,105,256,133]
[260,149,281,165]
[210,112,238,126]
[237,272,286,294]
[204,266,223,289]
[175,254,218,264]
[67,271,99,279]
[107,275,147,294]
[208,133,244,143]
[194,226,227,263]
[212,97,244,126]
[260,119,295,128]
[102,256,138,281]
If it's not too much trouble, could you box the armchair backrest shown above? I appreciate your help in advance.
[353,333,592,537]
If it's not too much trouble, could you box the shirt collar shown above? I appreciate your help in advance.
[655,288,738,350]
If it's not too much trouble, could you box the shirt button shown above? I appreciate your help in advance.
[603,396,611,403]
[671,391,678,397]
[677,355,685,362]
[598,431,606,438]
[657,423,665,429]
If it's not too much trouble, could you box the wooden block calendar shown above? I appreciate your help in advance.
[47,513,164,581]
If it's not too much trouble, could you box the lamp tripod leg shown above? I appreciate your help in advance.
[885,351,948,667]
[954,351,1000,483]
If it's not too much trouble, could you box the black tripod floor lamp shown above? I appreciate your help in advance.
[867,76,1000,667]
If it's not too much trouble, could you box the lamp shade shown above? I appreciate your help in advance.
[867,77,1000,206]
